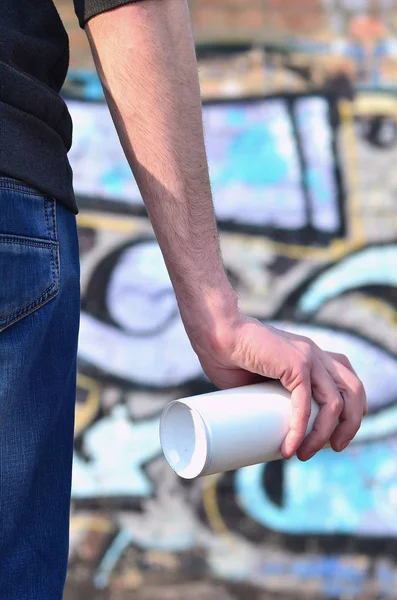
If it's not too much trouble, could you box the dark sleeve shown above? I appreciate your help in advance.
[74,0,144,28]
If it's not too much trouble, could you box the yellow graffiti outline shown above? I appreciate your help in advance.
[77,101,365,262]
[77,211,142,235]
[74,101,366,541]
[75,373,101,437]
[357,297,397,328]
[202,475,235,544]
[70,514,115,534]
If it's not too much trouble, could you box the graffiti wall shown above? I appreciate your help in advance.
[60,1,397,598]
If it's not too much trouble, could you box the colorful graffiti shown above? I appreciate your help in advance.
[54,1,397,598]
[68,94,345,245]
[63,83,397,597]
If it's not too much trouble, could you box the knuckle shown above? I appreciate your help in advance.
[350,377,365,399]
[302,337,317,353]
[297,353,311,373]
[342,355,352,368]
[330,397,344,416]
[344,359,354,372]
[331,351,352,370]
[282,352,312,389]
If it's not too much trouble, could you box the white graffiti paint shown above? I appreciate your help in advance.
[296,245,397,315]
[68,96,343,236]
[79,239,397,423]
[107,242,177,334]
[72,405,161,498]
[78,311,203,387]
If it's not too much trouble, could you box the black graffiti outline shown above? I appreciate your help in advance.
[82,236,180,338]
[72,91,346,246]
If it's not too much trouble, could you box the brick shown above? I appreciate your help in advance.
[55,0,329,67]
[193,8,232,30]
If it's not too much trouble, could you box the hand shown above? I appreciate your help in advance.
[188,310,367,462]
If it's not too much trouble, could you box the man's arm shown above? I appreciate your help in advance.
[85,0,366,460]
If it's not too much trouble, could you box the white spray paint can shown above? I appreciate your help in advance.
[160,382,321,479]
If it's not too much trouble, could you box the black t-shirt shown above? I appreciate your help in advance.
[0,1,140,213]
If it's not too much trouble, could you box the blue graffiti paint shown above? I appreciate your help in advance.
[64,70,104,101]
[68,95,344,241]
[375,561,396,596]
[306,167,331,204]
[94,529,133,589]
[101,162,132,195]
[296,245,397,315]
[94,521,197,588]
[225,107,247,127]
[213,126,289,189]
[235,439,397,536]
[294,556,366,597]
[216,554,396,598]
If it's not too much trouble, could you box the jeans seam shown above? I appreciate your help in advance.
[44,198,58,284]
[44,196,51,239]
[0,285,58,330]
[0,236,57,249]
[0,181,49,197]
[51,198,60,284]
[0,224,60,327]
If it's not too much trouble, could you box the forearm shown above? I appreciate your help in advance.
[86,0,237,339]
[85,1,366,458]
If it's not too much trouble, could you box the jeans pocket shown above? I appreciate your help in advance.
[0,234,60,332]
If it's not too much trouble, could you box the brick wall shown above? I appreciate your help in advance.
[188,0,327,41]
[56,0,331,70]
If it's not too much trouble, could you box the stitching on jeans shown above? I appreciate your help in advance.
[0,186,49,198]
[0,213,60,326]
[44,196,51,239]
[0,286,58,330]
[51,198,60,284]
[0,242,59,321]
[51,198,58,243]
[43,198,57,284]
[0,182,61,329]
[0,281,56,321]
[0,241,59,321]
[0,180,49,197]
[0,236,56,249]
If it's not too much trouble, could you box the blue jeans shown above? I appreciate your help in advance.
[0,176,80,598]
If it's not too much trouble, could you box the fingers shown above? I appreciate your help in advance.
[330,402,361,452]
[327,352,355,372]
[296,358,343,461]
[281,371,312,460]
[279,342,364,461]
[322,353,367,449]
[326,352,368,415]
[225,321,366,461]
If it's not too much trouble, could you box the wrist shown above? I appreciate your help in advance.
[176,274,240,352]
